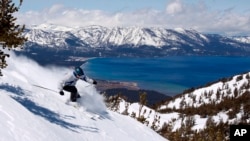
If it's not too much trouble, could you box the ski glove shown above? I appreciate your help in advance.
[59,91,64,95]
[93,80,97,85]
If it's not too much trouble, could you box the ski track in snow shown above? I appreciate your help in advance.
[0,51,167,141]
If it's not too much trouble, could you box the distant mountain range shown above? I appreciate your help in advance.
[18,24,250,62]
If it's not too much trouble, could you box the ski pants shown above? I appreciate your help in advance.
[62,85,80,102]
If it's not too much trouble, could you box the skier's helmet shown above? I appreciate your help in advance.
[74,67,84,76]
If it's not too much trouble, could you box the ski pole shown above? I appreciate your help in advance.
[32,84,58,93]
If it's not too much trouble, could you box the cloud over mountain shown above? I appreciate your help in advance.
[15,1,250,36]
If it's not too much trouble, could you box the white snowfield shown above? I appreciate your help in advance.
[0,52,167,141]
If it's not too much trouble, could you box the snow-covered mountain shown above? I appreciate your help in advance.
[232,36,250,44]
[110,70,250,140]
[0,52,167,141]
[161,72,249,109]
[25,24,208,48]
[112,71,250,126]
[21,24,250,58]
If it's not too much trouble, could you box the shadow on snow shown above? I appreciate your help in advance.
[0,84,99,133]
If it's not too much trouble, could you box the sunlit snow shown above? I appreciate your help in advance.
[0,51,167,141]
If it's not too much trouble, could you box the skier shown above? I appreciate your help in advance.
[58,66,97,102]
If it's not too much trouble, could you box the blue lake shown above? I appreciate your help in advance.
[84,56,250,96]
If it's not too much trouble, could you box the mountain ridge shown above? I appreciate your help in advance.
[20,24,250,58]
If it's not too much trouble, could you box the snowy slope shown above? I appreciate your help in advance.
[0,52,167,141]
[113,71,250,132]
[163,73,250,109]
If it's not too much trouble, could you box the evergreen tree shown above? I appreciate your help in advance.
[0,0,27,76]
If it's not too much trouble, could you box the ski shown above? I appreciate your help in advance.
[65,101,101,120]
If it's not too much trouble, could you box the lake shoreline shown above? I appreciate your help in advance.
[95,79,172,106]
[95,79,140,91]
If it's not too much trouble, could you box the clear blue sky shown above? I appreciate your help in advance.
[13,0,250,35]
[15,0,167,12]
[15,0,249,13]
